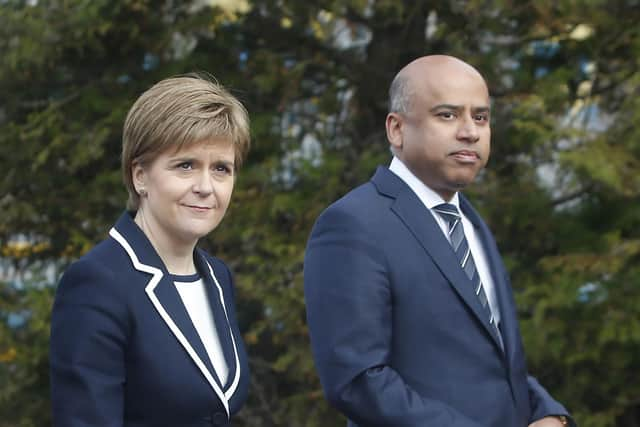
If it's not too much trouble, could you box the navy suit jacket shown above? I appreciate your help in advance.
[50,211,249,427]
[304,167,572,427]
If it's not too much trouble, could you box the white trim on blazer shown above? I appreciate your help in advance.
[204,261,241,400]
[109,228,241,417]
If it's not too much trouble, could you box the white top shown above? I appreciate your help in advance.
[174,274,229,385]
[389,157,501,325]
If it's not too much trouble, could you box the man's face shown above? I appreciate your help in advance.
[390,63,491,201]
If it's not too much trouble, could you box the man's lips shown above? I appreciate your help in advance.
[449,150,480,161]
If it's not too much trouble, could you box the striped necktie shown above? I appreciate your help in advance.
[433,203,504,350]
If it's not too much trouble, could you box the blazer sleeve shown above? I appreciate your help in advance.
[527,375,576,426]
[304,206,483,427]
[50,258,128,427]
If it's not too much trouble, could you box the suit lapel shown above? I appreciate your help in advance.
[461,198,519,361]
[372,167,504,353]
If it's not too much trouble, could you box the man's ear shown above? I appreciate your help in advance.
[385,112,404,152]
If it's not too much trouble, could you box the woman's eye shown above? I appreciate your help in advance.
[214,164,232,174]
[178,162,193,170]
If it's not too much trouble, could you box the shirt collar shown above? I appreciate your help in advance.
[389,156,460,210]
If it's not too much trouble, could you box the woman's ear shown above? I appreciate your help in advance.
[132,162,147,196]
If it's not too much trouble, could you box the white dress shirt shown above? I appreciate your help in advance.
[389,157,501,325]
[173,273,229,385]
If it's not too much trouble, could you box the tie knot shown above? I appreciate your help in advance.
[433,203,459,217]
[433,203,460,226]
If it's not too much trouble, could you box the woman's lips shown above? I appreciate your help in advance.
[184,204,212,212]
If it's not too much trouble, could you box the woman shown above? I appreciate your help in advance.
[50,74,250,427]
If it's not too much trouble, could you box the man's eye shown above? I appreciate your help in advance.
[474,114,489,122]
[438,112,455,119]
[178,162,193,170]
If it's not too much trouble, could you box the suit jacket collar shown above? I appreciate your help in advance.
[108,211,241,416]
[371,167,506,355]
[389,156,459,210]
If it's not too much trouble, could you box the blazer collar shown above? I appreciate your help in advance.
[371,167,505,354]
[108,211,241,415]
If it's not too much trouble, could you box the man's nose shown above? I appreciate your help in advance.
[457,118,480,143]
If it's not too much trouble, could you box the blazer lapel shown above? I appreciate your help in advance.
[108,212,231,416]
[152,275,224,384]
[196,253,242,399]
[204,285,236,388]
[372,167,504,353]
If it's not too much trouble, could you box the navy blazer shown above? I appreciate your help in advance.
[304,167,572,427]
[50,211,249,427]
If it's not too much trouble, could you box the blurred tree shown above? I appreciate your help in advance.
[1,0,639,426]
[0,264,54,427]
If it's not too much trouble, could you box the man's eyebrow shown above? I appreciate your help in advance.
[429,104,462,112]
[429,104,491,113]
[472,106,491,113]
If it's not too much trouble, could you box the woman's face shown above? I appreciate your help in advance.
[133,138,236,249]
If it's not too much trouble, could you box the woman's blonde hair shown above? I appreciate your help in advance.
[121,73,250,210]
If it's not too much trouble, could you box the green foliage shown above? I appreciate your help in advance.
[1,0,640,425]
[0,265,55,427]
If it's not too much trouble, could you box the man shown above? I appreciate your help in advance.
[304,55,575,427]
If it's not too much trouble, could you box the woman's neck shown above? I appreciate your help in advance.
[134,211,198,275]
